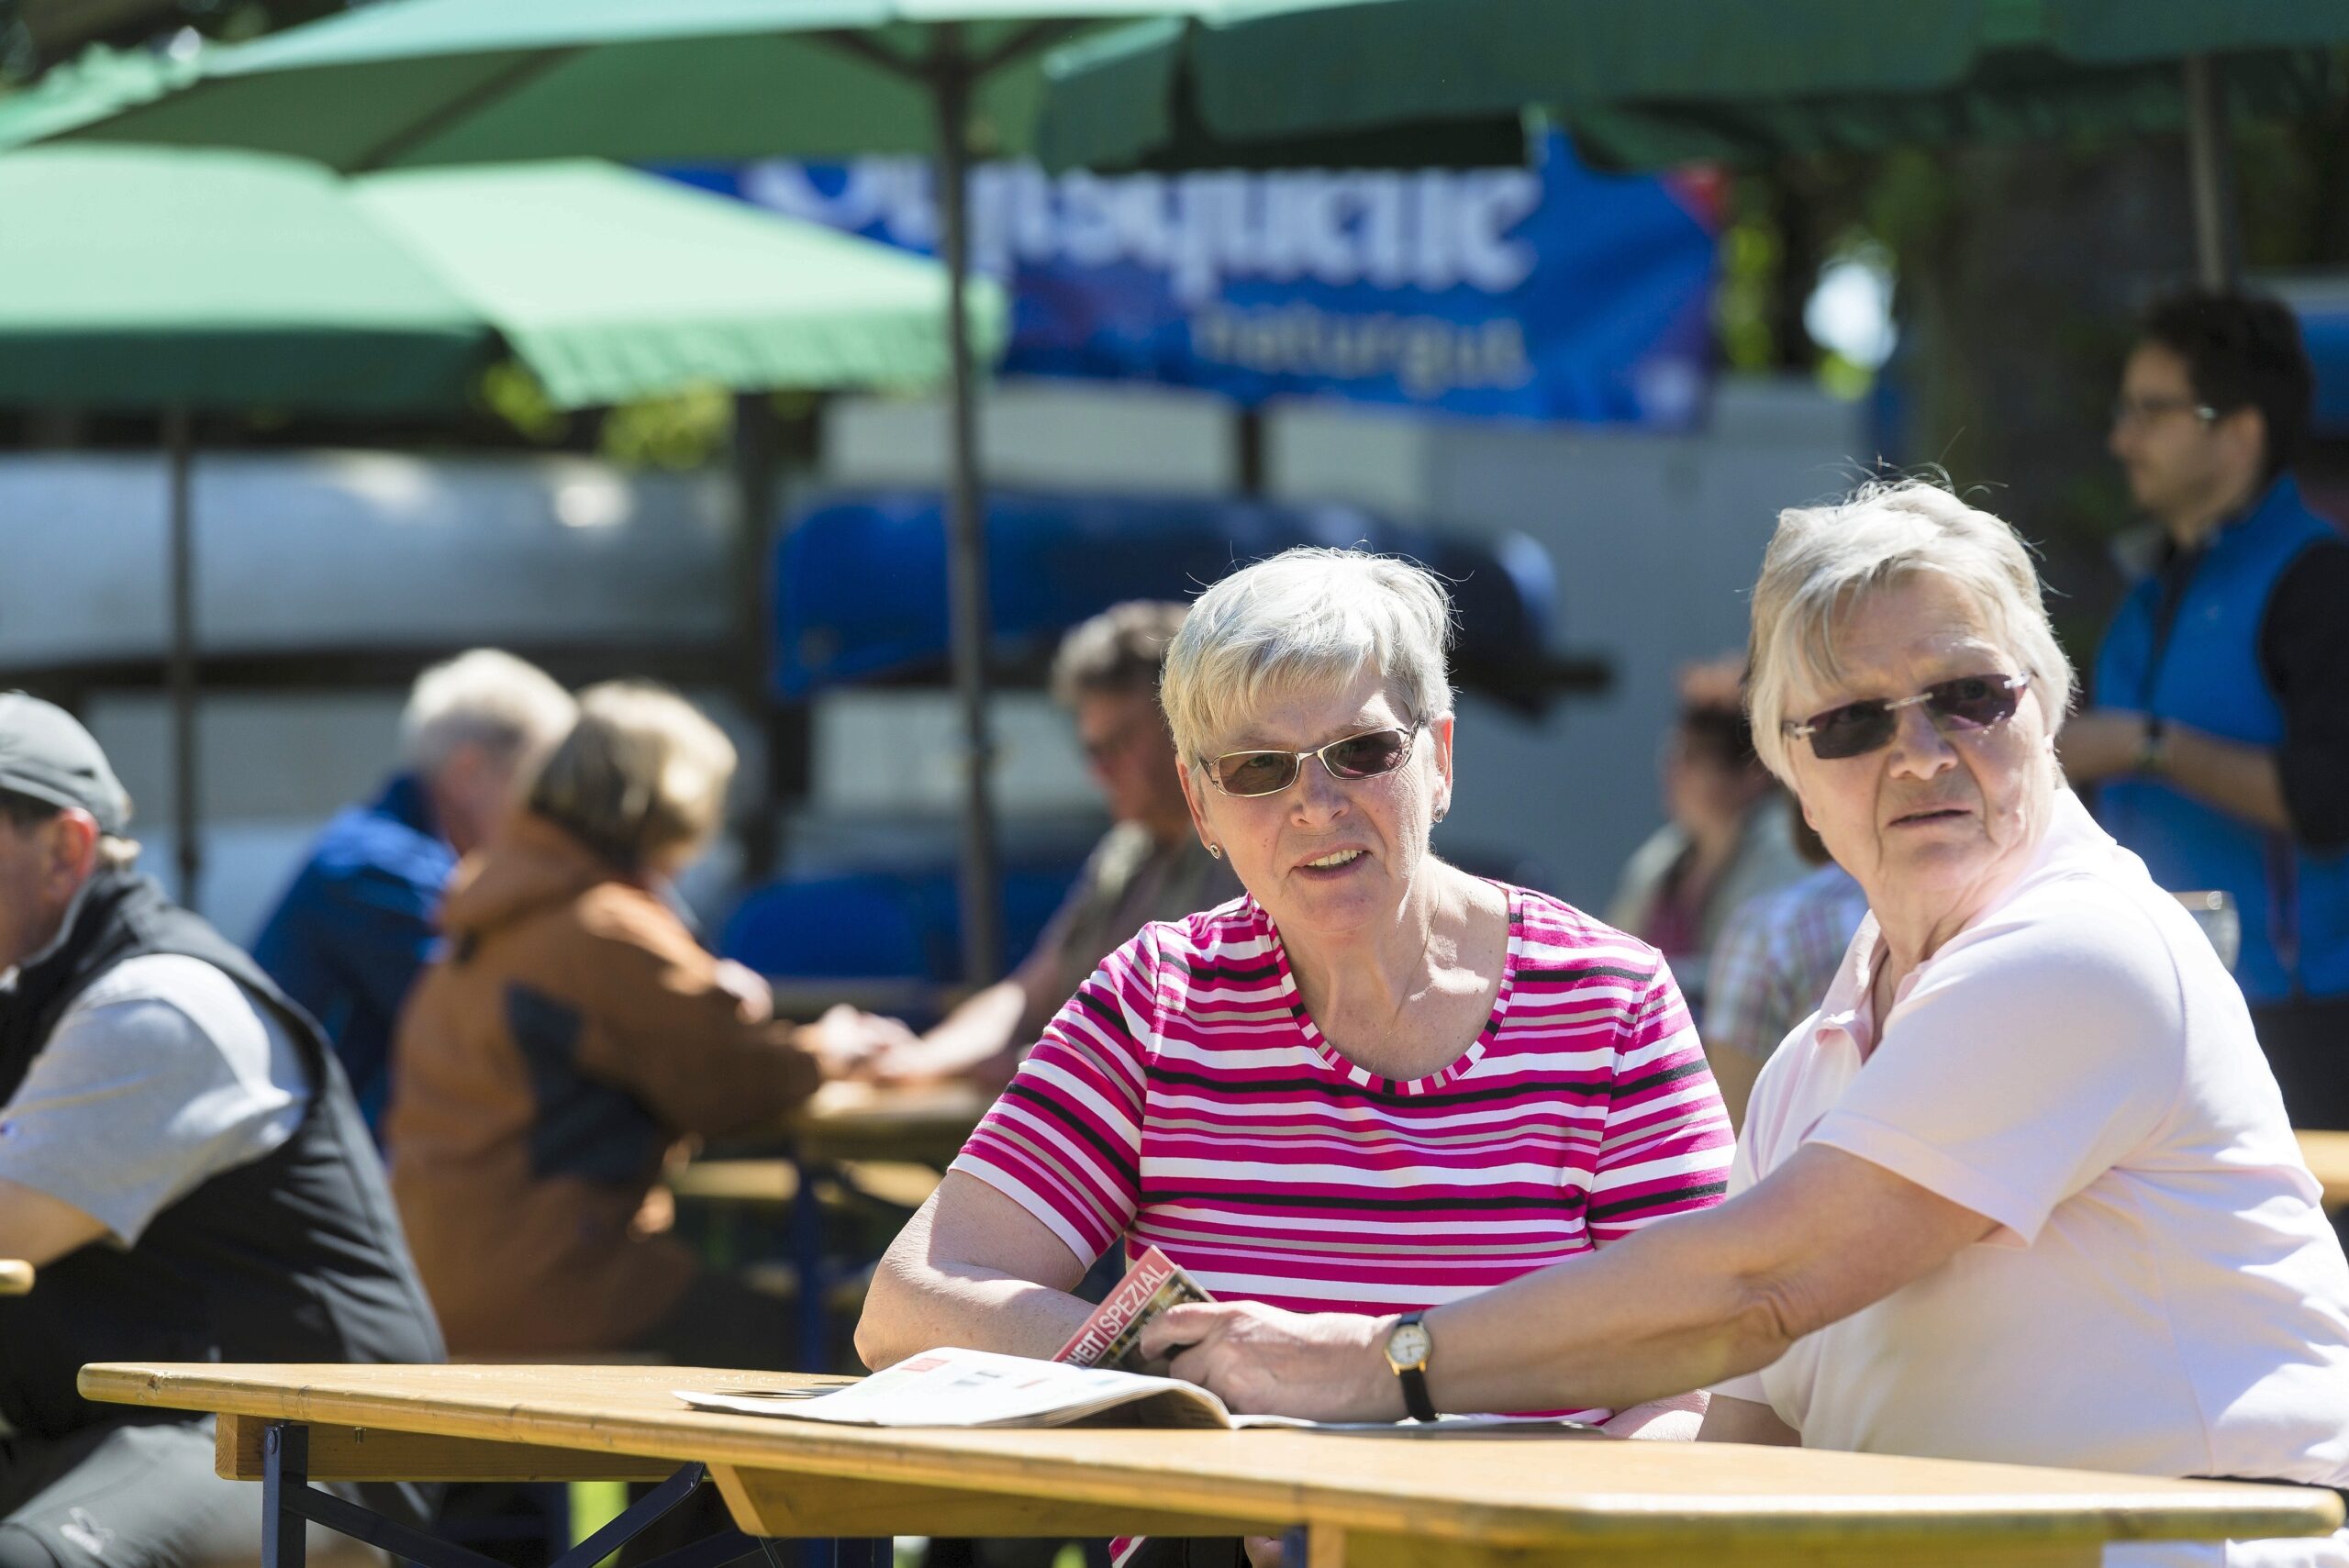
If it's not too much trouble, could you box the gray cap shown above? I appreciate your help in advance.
[0,694,129,835]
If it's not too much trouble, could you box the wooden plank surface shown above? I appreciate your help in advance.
[668,1159,942,1212]
[0,1260,31,1296]
[783,1081,989,1167]
[77,1362,2340,1561]
[214,1412,674,1483]
[2299,1129,2349,1211]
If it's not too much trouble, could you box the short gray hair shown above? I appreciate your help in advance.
[399,650,576,779]
[1160,548,1454,765]
[526,682,736,872]
[1747,480,2076,782]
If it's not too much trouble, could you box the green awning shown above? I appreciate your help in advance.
[0,142,1003,412]
[1034,0,2349,171]
[18,0,1205,171]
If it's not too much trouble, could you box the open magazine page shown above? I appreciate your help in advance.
[676,1346,1278,1429]
[676,1347,1605,1435]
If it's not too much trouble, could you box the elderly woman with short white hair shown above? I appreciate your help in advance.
[1133,485,2349,1565]
[858,550,1734,1559]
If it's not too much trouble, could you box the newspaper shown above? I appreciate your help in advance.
[674,1349,1604,1434]
[677,1345,1304,1429]
[1052,1246,1214,1373]
[674,1250,1600,1434]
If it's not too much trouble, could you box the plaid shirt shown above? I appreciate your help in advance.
[1703,862,1870,1064]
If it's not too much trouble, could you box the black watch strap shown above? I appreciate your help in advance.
[1390,1310,1436,1422]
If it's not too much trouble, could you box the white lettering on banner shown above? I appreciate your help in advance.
[740,157,1543,306]
[1190,305,1535,399]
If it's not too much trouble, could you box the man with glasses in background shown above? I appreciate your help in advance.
[846,601,1240,1085]
[2064,291,2349,1137]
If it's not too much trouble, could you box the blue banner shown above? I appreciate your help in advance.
[670,136,1718,428]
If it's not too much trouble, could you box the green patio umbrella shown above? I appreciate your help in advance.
[1038,0,2349,286]
[20,0,1226,982]
[0,139,1005,905]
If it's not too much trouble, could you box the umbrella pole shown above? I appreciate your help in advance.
[932,42,1004,985]
[2182,54,2237,288]
[163,406,201,913]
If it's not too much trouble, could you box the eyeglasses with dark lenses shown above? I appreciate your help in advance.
[1206,722,1421,797]
[1786,673,2031,762]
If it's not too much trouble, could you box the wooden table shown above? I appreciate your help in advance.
[81,1362,2340,1568]
[2300,1129,2349,1212]
[782,1080,991,1169]
[709,1081,989,1365]
[669,1159,943,1213]
[0,1259,30,1296]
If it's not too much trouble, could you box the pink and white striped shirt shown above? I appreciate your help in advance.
[952,882,1734,1422]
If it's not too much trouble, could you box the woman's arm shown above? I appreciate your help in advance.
[1141,1143,1994,1420]
[854,1170,1100,1371]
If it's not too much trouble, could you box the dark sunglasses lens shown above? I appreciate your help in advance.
[1323,729,1410,779]
[1927,676,2020,728]
[1807,703,1894,761]
[1217,752,1297,795]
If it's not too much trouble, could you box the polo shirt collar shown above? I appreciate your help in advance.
[1811,788,2110,1058]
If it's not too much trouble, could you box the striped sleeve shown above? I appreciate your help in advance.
[1586,955,1733,1243]
[947,923,1162,1266]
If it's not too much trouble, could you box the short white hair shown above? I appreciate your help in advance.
[1747,480,2076,783]
[1160,548,1454,764]
[399,649,576,779]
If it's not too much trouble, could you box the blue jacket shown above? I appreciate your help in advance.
[2093,475,2349,1004]
[251,773,454,1134]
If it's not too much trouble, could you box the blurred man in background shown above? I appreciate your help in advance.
[254,649,575,1133]
[0,695,442,1566]
[852,602,1240,1084]
[2065,292,2349,1131]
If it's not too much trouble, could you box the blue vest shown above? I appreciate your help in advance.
[2093,475,2349,1004]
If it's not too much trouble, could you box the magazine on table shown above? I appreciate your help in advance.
[675,1248,1600,1436]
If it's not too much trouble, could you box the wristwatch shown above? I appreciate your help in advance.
[1382,1311,1437,1422]
[2133,716,2171,776]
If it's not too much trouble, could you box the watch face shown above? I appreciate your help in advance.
[1387,1321,1431,1370]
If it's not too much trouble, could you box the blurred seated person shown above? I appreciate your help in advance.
[255,649,575,1134]
[1608,657,1806,1011]
[0,695,443,1566]
[852,601,1239,1085]
[1700,810,1867,1129]
[387,682,861,1363]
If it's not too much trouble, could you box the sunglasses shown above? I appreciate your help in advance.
[1204,721,1421,798]
[1785,673,2031,761]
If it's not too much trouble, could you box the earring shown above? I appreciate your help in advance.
[1207,843,1223,860]
[1432,806,1448,824]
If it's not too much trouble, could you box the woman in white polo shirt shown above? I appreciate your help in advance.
[1141,480,2349,1567]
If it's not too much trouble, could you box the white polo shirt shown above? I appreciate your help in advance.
[1719,790,2349,1567]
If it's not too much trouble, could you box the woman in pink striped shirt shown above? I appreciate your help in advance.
[855,551,1734,1473]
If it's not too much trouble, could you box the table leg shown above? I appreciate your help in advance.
[790,1141,829,1369]
[262,1423,306,1568]
[254,1423,785,1568]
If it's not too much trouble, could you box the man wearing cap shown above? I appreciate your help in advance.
[0,695,444,1566]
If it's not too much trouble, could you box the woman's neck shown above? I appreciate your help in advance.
[1282,867,1454,1029]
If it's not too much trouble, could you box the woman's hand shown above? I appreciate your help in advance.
[1138,1301,1403,1422]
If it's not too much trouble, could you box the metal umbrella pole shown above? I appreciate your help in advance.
[2181,53,2239,288]
[162,405,202,912]
[929,25,1004,985]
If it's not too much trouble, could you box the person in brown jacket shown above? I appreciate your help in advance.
[386,682,855,1363]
